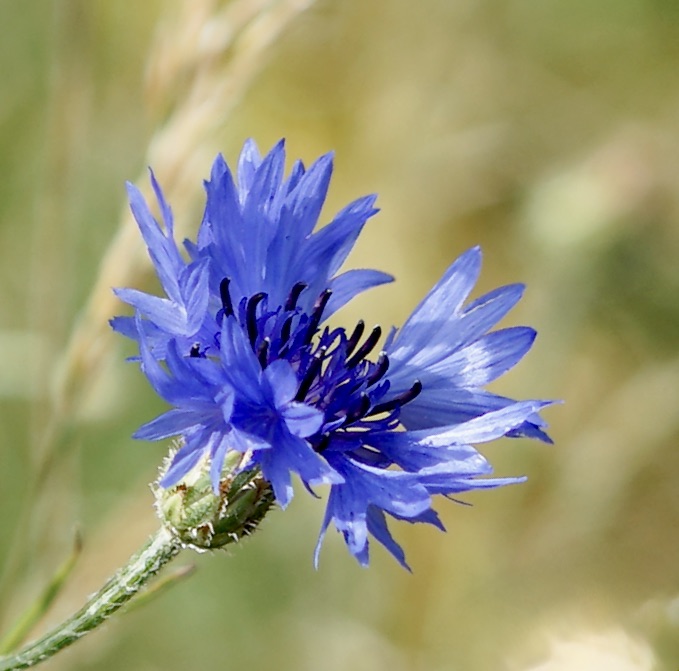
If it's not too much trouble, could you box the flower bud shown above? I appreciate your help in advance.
[154,448,275,551]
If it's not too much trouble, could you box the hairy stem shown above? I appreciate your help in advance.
[0,527,181,670]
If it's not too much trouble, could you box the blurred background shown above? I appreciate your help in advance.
[1,0,678,669]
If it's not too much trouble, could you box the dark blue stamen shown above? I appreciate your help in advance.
[285,282,307,311]
[295,347,327,401]
[257,337,270,368]
[346,326,382,369]
[343,393,371,425]
[220,278,234,316]
[279,314,294,351]
[304,289,332,345]
[365,352,389,386]
[318,327,343,357]
[368,380,422,416]
[345,320,365,357]
[314,433,330,453]
[189,343,202,358]
[246,292,267,347]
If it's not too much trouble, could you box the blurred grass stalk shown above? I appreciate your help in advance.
[0,0,316,632]
[56,0,316,445]
[0,531,81,656]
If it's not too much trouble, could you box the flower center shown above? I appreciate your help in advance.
[216,278,422,450]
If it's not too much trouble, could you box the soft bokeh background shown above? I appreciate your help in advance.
[1,1,678,669]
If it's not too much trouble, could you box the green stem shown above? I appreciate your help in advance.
[0,527,182,670]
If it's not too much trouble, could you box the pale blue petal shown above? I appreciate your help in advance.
[325,269,394,317]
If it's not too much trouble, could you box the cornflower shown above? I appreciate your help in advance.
[0,140,555,671]
[112,139,552,568]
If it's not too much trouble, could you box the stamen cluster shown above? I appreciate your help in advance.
[210,278,423,455]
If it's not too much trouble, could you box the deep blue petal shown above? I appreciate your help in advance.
[264,153,334,299]
[282,151,333,239]
[257,428,343,509]
[159,434,211,488]
[126,182,184,304]
[133,408,213,441]
[365,507,410,570]
[302,195,379,282]
[326,454,431,520]
[201,156,247,295]
[218,317,267,403]
[241,142,286,282]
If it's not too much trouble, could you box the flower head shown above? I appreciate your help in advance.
[113,139,553,568]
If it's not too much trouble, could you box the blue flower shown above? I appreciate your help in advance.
[113,139,553,568]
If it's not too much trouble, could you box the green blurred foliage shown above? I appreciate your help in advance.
[1,0,679,669]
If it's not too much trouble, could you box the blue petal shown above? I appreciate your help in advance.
[236,138,265,203]
[315,453,432,566]
[458,283,525,341]
[159,436,210,488]
[391,247,482,356]
[240,142,287,288]
[178,259,211,333]
[322,484,369,562]
[391,284,527,378]
[313,499,334,568]
[424,327,536,386]
[264,153,334,298]
[126,182,184,304]
[366,430,490,473]
[325,269,394,317]
[282,159,305,196]
[282,151,333,239]
[109,315,136,339]
[209,433,231,493]
[218,317,267,403]
[202,153,245,271]
[114,289,190,335]
[281,402,324,438]
[263,360,325,436]
[421,473,527,496]
[417,400,553,445]
[301,195,379,288]
[149,169,175,235]
[134,408,212,441]
[257,428,343,509]
[365,506,410,570]
[263,359,299,406]
[227,426,273,453]
[399,385,552,434]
